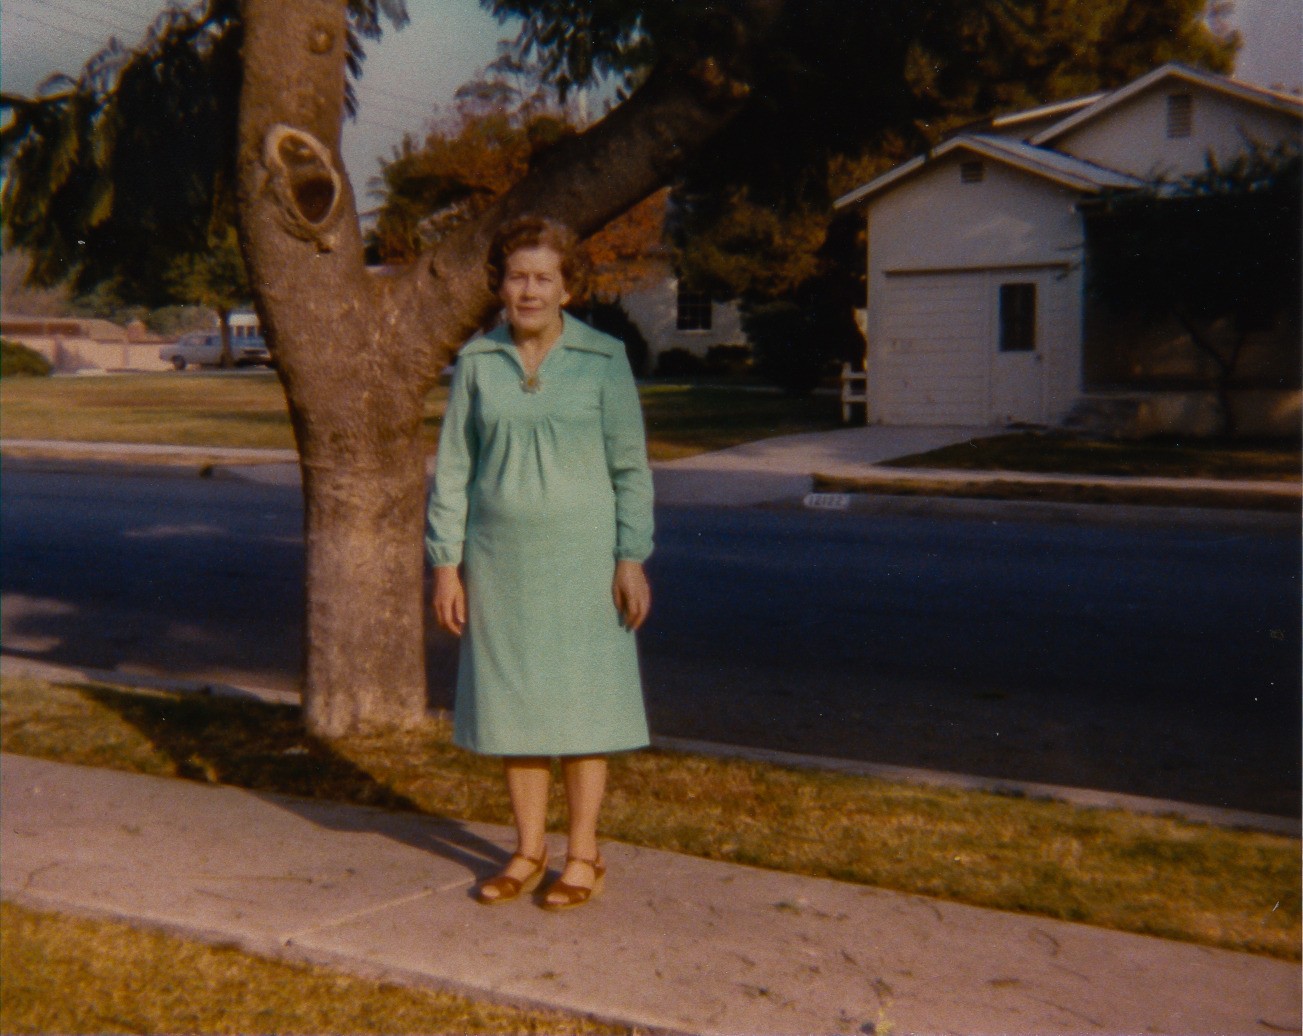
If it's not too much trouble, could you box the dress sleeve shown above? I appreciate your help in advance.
[600,346,654,562]
[425,356,478,567]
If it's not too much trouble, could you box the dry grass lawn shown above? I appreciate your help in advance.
[0,901,628,1035]
[0,372,841,461]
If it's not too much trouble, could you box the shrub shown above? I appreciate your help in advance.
[741,301,830,395]
[742,292,863,396]
[655,347,706,378]
[704,343,752,375]
[1,339,53,378]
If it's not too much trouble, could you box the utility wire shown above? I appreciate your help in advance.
[4,7,112,49]
[8,0,136,40]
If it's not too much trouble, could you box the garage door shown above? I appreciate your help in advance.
[875,272,990,424]
[873,268,1061,426]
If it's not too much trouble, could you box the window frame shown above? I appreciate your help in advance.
[675,285,713,332]
[998,282,1037,353]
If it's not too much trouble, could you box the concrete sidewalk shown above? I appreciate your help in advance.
[3,752,1298,1036]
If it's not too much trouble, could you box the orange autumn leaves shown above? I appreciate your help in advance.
[371,112,666,300]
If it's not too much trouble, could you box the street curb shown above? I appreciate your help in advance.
[792,490,1302,531]
[4,654,1294,838]
[6,440,1299,525]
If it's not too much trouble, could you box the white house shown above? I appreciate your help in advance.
[620,273,746,372]
[835,64,1302,432]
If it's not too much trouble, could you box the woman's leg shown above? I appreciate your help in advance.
[551,755,607,893]
[478,757,551,899]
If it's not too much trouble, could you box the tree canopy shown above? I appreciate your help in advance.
[1085,143,1302,434]
[3,0,1237,312]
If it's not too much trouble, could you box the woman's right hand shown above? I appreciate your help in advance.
[433,566,467,637]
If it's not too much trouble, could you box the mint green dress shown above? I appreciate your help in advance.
[424,316,654,756]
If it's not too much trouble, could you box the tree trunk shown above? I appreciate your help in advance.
[299,433,429,733]
[1176,309,1240,438]
[236,0,441,736]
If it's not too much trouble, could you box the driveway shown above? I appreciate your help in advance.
[652,425,998,505]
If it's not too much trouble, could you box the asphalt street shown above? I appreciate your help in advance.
[2,459,1298,815]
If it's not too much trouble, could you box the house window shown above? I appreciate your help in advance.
[676,286,713,331]
[960,160,985,184]
[1166,93,1193,139]
[998,283,1036,352]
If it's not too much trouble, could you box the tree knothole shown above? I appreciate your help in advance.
[263,124,344,251]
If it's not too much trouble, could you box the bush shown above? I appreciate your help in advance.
[741,301,829,395]
[654,347,706,378]
[704,344,752,375]
[1,339,53,378]
[742,291,863,396]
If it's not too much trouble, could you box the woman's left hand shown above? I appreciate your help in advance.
[612,560,651,630]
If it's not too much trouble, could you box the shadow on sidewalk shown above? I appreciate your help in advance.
[67,682,513,885]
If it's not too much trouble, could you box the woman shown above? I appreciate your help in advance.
[425,216,654,910]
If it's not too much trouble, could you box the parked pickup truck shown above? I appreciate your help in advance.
[160,332,272,370]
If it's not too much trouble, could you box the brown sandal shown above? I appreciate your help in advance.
[475,850,548,905]
[541,854,605,911]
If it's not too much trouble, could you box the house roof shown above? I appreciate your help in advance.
[833,63,1301,212]
[833,133,1143,209]
[1029,62,1303,147]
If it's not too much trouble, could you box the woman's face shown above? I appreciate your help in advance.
[499,245,571,338]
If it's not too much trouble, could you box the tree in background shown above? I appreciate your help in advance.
[1085,144,1302,437]
[167,226,252,366]
[0,0,1237,734]
[0,3,253,353]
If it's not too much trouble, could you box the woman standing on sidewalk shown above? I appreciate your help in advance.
[425,216,654,910]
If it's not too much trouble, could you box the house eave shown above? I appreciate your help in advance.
[834,136,1139,210]
[1029,62,1303,147]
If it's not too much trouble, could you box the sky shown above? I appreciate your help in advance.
[2,0,1300,193]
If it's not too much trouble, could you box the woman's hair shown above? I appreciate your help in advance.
[486,215,585,295]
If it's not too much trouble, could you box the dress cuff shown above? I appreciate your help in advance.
[427,544,464,567]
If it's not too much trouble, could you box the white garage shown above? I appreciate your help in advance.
[875,266,1074,426]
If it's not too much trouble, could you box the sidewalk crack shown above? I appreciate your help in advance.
[280,884,458,946]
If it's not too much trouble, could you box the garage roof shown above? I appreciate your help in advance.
[1030,63,1303,147]
[833,134,1144,210]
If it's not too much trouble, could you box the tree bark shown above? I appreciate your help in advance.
[235,0,783,737]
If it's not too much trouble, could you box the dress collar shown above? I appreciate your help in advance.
[459,314,620,359]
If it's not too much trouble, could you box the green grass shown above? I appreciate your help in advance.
[888,431,1301,481]
[0,372,840,461]
[3,675,1297,962]
[0,901,628,1035]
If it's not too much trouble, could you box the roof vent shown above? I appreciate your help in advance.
[1166,93,1193,139]
[960,160,985,183]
